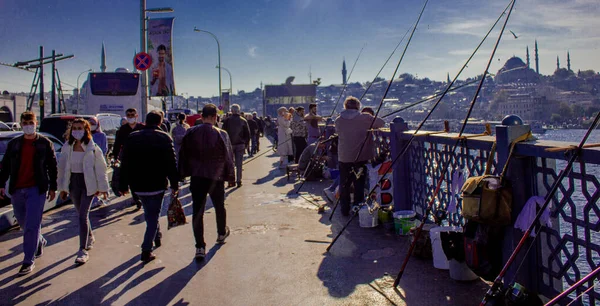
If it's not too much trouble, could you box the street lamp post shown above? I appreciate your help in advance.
[216,65,232,99]
[76,69,92,114]
[140,0,173,119]
[193,27,222,110]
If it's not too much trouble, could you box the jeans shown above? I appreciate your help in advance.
[136,192,164,252]
[232,144,245,184]
[190,177,226,249]
[70,173,94,250]
[339,162,366,216]
[12,187,47,265]
[292,136,307,164]
[251,135,258,155]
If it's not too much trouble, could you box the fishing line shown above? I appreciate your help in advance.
[329,43,367,118]
[394,0,517,287]
[328,0,429,220]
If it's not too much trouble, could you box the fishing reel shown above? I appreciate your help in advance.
[484,282,543,306]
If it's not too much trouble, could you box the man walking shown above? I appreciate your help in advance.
[112,108,145,209]
[179,104,235,260]
[252,112,264,152]
[0,111,57,275]
[246,114,259,157]
[119,111,179,263]
[222,104,250,188]
[335,97,384,216]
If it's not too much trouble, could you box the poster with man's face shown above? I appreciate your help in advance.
[148,17,176,97]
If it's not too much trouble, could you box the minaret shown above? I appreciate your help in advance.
[447,73,451,83]
[526,46,530,68]
[535,40,539,74]
[342,58,347,85]
[100,42,107,72]
[556,56,560,70]
[567,51,571,71]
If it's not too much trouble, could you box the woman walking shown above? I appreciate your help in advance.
[171,113,190,166]
[58,118,109,264]
[276,107,293,168]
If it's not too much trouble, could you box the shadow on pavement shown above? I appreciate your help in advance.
[49,255,152,305]
[0,254,75,304]
[127,244,223,305]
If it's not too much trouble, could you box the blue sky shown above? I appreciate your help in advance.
[1,0,598,97]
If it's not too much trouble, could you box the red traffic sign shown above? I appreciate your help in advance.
[134,52,152,71]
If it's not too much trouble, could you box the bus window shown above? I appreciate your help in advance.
[90,73,139,96]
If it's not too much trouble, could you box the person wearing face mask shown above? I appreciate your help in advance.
[57,118,109,265]
[111,108,144,209]
[0,111,58,276]
[88,117,107,156]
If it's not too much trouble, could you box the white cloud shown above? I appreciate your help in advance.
[248,46,258,58]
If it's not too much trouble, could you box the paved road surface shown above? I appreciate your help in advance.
[0,145,489,305]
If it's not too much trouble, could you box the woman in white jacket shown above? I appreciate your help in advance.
[58,118,109,265]
[276,107,294,168]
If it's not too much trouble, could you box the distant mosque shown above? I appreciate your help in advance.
[495,40,574,84]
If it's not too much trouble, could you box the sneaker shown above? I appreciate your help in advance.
[135,200,142,210]
[216,226,231,244]
[237,182,242,188]
[35,239,47,258]
[195,247,206,260]
[323,188,335,203]
[18,263,35,276]
[141,251,156,263]
[85,236,95,250]
[75,249,89,265]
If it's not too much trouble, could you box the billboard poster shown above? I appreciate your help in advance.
[148,17,176,97]
[263,84,316,117]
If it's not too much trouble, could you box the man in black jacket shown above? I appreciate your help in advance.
[222,104,250,187]
[253,112,264,152]
[179,103,235,260]
[112,108,144,208]
[0,111,57,275]
[119,110,179,263]
[246,114,259,157]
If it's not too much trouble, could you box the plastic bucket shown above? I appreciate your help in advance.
[358,206,378,228]
[393,211,416,235]
[429,226,462,270]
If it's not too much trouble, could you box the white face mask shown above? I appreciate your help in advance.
[72,130,85,140]
[22,124,36,135]
[127,117,136,125]
[90,125,98,131]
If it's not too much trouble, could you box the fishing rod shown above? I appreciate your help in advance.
[329,44,366,118]
[358,25,414,102]
[393,0,516,287]
[545,265,600,306]
[381,79,479,118]
[327,0,515,253]
[328,0,429,221]
[480,106,600,305]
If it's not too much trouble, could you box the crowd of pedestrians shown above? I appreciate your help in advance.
[0,95,386,276]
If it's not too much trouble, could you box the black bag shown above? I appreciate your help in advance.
[110,165,121,196]
[463,221,504,281]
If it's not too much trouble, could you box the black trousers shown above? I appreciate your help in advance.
[339,161,366,216]
[292,136,307,164]
[190,177,226,249]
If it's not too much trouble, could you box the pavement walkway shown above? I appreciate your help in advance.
[0,142,489,305]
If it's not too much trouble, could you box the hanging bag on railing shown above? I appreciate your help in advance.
[460,132,531,226]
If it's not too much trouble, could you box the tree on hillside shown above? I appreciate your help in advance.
[558,102,574,119]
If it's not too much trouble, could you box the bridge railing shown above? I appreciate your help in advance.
[383,117,600,304]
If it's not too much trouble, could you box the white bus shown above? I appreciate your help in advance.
[82,68,162,118]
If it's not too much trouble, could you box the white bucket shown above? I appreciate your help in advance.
[358,205,378,228]
[429,226,462,270]
[449,259,479,281]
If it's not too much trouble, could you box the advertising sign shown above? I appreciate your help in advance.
[148,17,176,97]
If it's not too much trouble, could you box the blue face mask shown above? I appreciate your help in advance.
[72,130,85,140]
